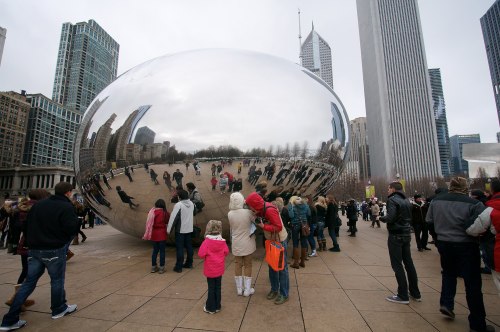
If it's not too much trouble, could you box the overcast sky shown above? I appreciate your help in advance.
[0,0,499,143]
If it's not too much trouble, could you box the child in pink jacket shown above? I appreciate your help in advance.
[198,220,229,314]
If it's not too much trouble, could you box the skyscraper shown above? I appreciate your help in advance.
[0,91,30,168]
[481,0,500,126]
[0,27,6,67]
[428,68,451,177]
[356,0,441,181]
[450,134,481,176]
[345,117,371,180]
[52,20,119,114]
[301,23,333,89]
[134,126,156,145]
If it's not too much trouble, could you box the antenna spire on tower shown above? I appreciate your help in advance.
[298,8,302,64]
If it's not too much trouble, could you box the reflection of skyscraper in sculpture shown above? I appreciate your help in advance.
[357,0,441,180]
[134,126,155,145]
[0,27,6,67]
[429,68,451,177]
[110,105,151,164]
[126,144,141,163]
[93,113,117,168]
[301,23,334,89]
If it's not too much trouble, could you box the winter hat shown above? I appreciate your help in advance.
[449,177,468,194]
[229,192,245,210]
[205,220,222,236]
[470,189,486,200]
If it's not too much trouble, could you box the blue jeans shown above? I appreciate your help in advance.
[307,223,317,250]
[436,241,486,331]
[387,234,420,301]
[291,223,308,249]
[316,221,325,241]
[206,276,222,312]
[1,246,68,326]
[327,227,339,246]
[152,241,166,267]
[268,241,289,297]
[175,232,193,270]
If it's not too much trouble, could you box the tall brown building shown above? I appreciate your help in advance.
[0,91,30,168]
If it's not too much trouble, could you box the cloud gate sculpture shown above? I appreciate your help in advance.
[74,49,350,241]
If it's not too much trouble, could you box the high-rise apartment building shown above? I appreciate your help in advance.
[450,134,481,176]
[301,23,333,89]
[428,68,451,177]
[134,126,155,145]
[345,117,371,180]
[52,20,119,114]
[356,0,441,181]
[0,91,30,168]
[0,27,6,67]
[23,94,82,167]
[481,0,500,126]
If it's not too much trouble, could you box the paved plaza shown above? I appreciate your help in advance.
[0,216,499,331]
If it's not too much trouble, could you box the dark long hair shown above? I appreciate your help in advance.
[155,199,166,210]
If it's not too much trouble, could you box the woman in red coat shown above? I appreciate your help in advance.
[143,199,170,274]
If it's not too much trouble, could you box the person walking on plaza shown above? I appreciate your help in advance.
[245,192,289,305]
[163,171,172,190]
[370,200,381,228]
[411,194,430,251]
[427,177,494,332]
[143,199,170,274]
[228,192,256,296]
[172,169,184,188]
[380,181,421,304]
[198,220,229,314]
[124,166,133,182]
[314,196,328,252]
[116,186,139,209]
[346,199,358,237]
[0,182,80,331]
[167,190,194,273]
[325,195,341,251]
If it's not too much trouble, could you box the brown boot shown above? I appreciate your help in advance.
[290,248,300,269]
[5,285,31,311]
[299,248,307,268]
[317,240,323,252]
[322,239,327,251]
[66,249,75,261]
[72,237,79,245]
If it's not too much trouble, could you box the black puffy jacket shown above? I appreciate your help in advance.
[380,191,412,235]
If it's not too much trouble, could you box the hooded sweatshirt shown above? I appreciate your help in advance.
[245,192,287,242]
[198,234,229,278]
[167,199,194,234]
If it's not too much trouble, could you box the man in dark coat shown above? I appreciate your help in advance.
[380,181,420,304]
[411,194,430,251]
[1,182,80,330]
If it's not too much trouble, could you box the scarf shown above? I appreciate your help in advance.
[143,207,158,240]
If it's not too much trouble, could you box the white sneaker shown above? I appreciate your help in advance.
[308,250,318,257]
[52,304,77,319]
[0,320,27,330]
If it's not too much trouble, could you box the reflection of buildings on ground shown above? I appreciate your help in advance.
[0,166,76,196]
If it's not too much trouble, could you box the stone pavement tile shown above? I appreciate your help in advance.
[74,294,150,322]
[319,254,357,266]
[0,268,17,275]
[9,311,55,332]
[23,285,51,313]
[421,313,474,332]
[78,270,146,294]
[346,290,414,313]
[115,273,180,297]
[124,298,197,327]
[178,298,247,332]
[107,322,174,332]
[335,275,386,291]
[173,329,219,332]
[302,308,371,332]
[295,272,341,289]
[255,266,297,287]
[408,292,469,315]
[375,276,438,294]
[327,264,370,276]
[363,265,394,277]
[487,315,500,327]
[239,301,305,332]
[455,292,500,317]
[480,278,500,295]
[177,268,209,283]
[349,254,388,266]
[37,316,117,332]
[294,258,333,275]
[298,287,356,312]
[360,311,438,332]
[414,266,444,279]
[156,281,207,300]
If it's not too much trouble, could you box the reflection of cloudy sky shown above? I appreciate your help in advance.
[87,49,348,153]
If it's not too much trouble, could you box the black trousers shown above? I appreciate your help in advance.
[436,241,486,331]
[387,234,420,301]
[413,223,429,250]
[206,276,222,312]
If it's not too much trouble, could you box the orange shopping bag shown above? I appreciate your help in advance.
[265,239,285,271]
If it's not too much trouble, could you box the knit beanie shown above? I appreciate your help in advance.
[449,177,468,194]
[205,220,222,237]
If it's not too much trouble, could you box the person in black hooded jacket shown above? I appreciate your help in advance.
[380,181,420,305]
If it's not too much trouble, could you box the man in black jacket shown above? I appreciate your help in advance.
[1,182,80,330]
[380,181,421,304]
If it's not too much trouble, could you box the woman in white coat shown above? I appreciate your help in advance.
[228,192,257,296]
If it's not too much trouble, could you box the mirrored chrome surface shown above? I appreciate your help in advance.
[74,49,350,240]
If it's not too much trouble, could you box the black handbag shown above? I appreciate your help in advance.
[192,225,201,239]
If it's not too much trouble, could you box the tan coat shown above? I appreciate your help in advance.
[228,208,257,256]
